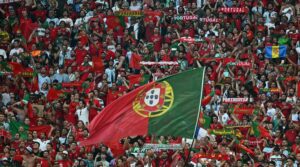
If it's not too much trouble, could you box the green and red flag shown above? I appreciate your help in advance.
[47,88,64,101]
[237,143,255,156]
[232,106,259,115]
[251,121,272,139]
[8,62,24,75]
[201,91,214,106]
[9,121,53,139]
[128,74,150,88]
[32,73,39,92]
[198,112,211,129]
[80,68,206,146]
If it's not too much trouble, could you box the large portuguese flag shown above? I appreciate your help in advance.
[80,68,205,146]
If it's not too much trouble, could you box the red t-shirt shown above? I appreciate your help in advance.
[89,42,103,57]
[285,129,297,143]
[150,34,162,52]
[85,98,101,122]
[57,159,72,167]
[74,48,88,65]
[39,158,51,167]
[32,10,47,22]
[65,101,78,125]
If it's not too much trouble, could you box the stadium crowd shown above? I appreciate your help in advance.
[1,0,300,166]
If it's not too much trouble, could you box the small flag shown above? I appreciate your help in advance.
[265,45,287,59]
[128,74,150,88]
[8,62,24,75]
[47,88,64,101]
[251,121,272,139]
[198,112,211,129]
[31,50,42,57]
[201,91,214,106]
[9,121,53,139]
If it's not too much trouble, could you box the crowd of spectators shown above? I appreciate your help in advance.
[1,0,300,166]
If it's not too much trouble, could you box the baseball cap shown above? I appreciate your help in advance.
[63,150,68,155]
[2,157,8,161]
[26,146,33,153]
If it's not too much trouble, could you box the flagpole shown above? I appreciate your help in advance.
[184,67,206,167]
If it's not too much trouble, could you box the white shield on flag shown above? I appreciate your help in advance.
[144,88,160,107]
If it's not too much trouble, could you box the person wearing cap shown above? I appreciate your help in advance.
[56,150,72,167]
[21,146,41,167]
[1,157,10,167]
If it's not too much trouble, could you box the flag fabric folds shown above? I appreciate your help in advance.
[252,121,272,139]
[198,112,211,129]
[9,121,53,139]
[265,45,287,59]
[128,74,150,88]
[80,68,205,146]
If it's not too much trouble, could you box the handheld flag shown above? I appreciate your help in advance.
[265,45,287,59]
[80,68,205,146]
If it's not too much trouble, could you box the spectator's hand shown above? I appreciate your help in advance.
[119,56,125,62]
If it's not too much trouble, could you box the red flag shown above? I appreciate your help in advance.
[130,53,142,70]
[79,83,153,146]
[258,125,272,139]
[128,74,142,88]
[222,58,236,65]
[201,91,214,106]
[107,142,125,157]
[238,144,255,156]
[85,82,95,94]
[8,62,24,75]
[47,89,64,102]
[31,75,39,92]
[29,125,53,138]
[21,21,39,41]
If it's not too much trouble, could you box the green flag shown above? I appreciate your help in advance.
[9,121,29,140]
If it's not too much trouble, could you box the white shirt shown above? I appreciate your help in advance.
[46,17,59,25]
[9,47,24,57]
[58,47,72,66]
[267,108,277,119]
[38,74,51,90]
[263,10,277,23]
[59,137,67,144]
[220,113,230,124]
[286,96,297,104]
[59,18,74,27]
[252,6,264,15]
[292,113,299,122]
[270,155,282,167]
[0,49,7,59]
[105,67,116,85]
[76,107,89,125]
[33,138,50,151]
[74,16,91,27]
[1,93,11,105]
